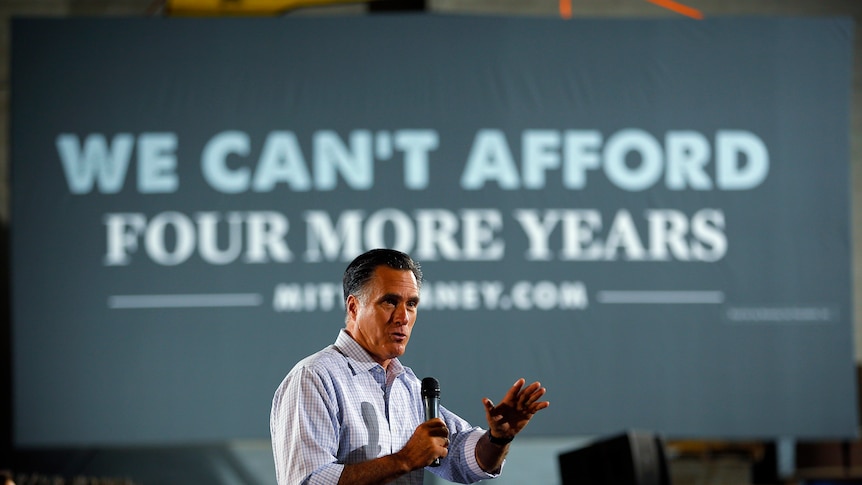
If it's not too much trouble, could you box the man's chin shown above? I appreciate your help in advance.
[387,343,408,358]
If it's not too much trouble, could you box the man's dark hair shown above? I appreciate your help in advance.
[343,249,423,303]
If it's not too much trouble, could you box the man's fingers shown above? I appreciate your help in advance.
[422,418,450,438]
[504,378,526,401]
[432,435,449,446]
[526,387,550,412]
[524,384,546,405]
[491,379,549,414]
[534,400,550,412]
[516,381,539,407]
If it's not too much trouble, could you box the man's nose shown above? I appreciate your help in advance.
[392,303,410,324]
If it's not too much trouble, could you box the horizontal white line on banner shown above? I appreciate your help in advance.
[596,290,725,304]
[108,293,264,309]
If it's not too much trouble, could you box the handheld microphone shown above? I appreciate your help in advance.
[421,377,441,467]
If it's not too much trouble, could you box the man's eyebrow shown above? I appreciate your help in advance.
[378,293,420,303]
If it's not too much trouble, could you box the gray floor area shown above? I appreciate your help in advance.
[11,437,593,485]
[13,435,786,485]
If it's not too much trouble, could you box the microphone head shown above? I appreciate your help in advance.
[421,377,440,398]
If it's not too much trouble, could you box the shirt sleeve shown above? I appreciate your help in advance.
[434,406,503,483]
[271,365,344,485]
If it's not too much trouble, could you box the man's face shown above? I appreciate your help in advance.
[346,266,420,368]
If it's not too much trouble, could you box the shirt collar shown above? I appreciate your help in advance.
[334,329,405,377]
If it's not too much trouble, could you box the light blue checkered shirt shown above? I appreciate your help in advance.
[271,330,500,484]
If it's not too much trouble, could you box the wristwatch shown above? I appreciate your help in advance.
[488,430,514,445]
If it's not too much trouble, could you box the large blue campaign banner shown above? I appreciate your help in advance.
[10,16,856,446]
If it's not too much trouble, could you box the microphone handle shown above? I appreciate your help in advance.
[423,395,441,467]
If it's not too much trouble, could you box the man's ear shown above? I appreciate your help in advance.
[346,294,359,321]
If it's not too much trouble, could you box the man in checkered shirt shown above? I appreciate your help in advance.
[271,249,549,484]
